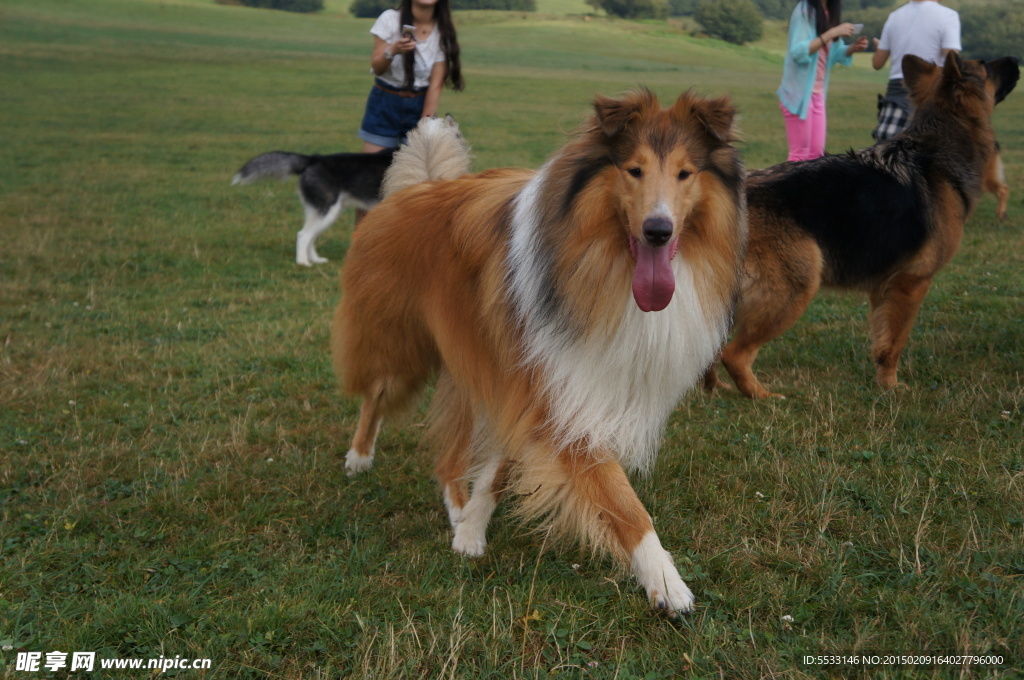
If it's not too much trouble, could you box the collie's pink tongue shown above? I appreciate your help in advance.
[630,237,678,312]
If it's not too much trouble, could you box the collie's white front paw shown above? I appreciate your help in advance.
[631,532,694,616]
[452,524,487,557]
[647,573,694,615]
[345,448,373,476]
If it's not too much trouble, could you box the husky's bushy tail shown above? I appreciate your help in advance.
[382,115,472,197]
[231,152,312,186]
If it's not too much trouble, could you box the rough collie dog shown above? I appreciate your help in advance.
[232,115,469,266]
[704,53,1019,399]
[331,89,747,615]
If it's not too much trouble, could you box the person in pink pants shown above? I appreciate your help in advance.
[777,0,869,162]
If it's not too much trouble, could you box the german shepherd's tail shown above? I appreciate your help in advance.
[231,152,312,186]
[382,115,472,197]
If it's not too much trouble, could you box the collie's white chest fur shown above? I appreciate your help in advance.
[506,168,729,471]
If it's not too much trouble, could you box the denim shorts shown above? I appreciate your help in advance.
[358,80,426,148]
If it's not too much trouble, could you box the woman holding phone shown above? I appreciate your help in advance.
[359,0,464,153]
[776,0,868,161]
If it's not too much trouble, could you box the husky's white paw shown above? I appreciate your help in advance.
[345,448,373,476]
[452,524,487,557]
[306,246,328,264]
[631,532,694,616]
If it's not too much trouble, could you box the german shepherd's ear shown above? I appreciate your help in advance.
[985,56,1021,105]
[902,54,938,92]
[593,90,657,138]
[939,50,966,92]
[672,91,737,144]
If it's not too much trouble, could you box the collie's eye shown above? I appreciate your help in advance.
[678,169,692,180]
[627,167,642,179]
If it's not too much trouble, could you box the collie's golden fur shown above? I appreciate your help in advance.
[704,53,1019,399]
[331,89,747,615]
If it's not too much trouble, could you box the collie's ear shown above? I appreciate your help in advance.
[902,54,937,91]
[593,90,656,138]
[677,92,736,144]
[670,91,736,144]
[986,56,1021,104]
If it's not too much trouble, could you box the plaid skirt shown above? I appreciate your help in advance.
[873,79,912,143]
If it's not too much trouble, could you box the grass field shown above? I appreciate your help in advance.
[1,0,1023,677]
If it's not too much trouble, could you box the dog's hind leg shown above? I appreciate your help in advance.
[430,371,475,527]
[701,361,732,393]
[983,145,1009,221]
[995,183,1010,221]
[343,371,427,475]
[345,393,384,475]
[296,198,342,266]
[429,373,508,554]
[869,273,931,390]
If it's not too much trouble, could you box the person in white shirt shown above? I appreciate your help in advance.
[358,0,463,153]
[871,0,961,141]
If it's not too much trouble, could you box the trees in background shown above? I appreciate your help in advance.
[350,0,535,17]
[238,0,324,12]
[694,0,763,45]
[585,0,668,19]
[960,1,1024,61]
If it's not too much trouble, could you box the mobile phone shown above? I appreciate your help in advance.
[402,24,416,41]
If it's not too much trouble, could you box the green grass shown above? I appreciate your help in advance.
[1,0,1023,677]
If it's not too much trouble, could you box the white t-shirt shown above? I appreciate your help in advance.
[371,9,446,90]
[878,0,961,80]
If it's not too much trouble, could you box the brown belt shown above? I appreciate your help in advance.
[374,82,426,99]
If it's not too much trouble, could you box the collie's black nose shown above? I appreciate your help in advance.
[642,216,673,247]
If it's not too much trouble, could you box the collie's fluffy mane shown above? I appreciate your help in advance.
[503,89,746,471]
[381,115,473,197]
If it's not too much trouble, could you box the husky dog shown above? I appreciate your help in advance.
[233,115,468,266]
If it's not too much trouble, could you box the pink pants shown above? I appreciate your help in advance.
[781,93,826,162]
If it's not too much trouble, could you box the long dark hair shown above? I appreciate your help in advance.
[805,0,841,35]
[399,0,464,91]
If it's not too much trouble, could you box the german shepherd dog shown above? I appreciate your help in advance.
[233,116,468,266]
[705,53,1019,399]
[332,90,746,615]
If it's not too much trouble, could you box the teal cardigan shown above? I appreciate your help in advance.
[777,2,853,119]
